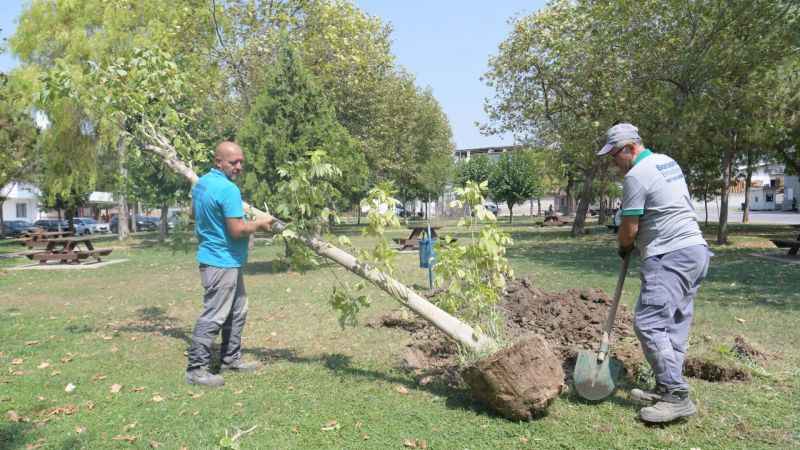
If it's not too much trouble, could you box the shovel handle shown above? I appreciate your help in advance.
[602,254,630,345]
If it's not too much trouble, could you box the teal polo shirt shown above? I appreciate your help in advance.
[192,169,248,268]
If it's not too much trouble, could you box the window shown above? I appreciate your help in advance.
[766,193,774,202]
[16,203,27,218]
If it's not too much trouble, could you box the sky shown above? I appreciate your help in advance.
[0,0,547,149]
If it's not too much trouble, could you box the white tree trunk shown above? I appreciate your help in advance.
[141,129,494,353]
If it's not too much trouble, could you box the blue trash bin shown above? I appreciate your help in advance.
[419,238,436,269]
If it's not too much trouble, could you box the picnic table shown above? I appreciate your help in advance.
[20,230,74,249]
[769,225,800,256]
[26,235,113,264]
[393,226,441,251]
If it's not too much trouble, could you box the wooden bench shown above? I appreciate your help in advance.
[770,239,800,256]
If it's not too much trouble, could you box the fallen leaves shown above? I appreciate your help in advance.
[25,340,40,346]
[6,410,27,422]
[403,438,428,448]
[320,420,340,431]
[151,394,164,403]
[735,317,746,324]
[123,422,138,432]
[395,386,409,395]
[131,386,145,393]
[92,373,107,382]
[37,362,51,370]
[11,358,23,365]
[42,405,78,418]
[65,383,76,393]
[112,435,137,443]
[60,354,74,364]
[110,384,123,394]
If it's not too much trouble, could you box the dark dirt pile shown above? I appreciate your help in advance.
[385,278,644,388]
[375,277,762,390]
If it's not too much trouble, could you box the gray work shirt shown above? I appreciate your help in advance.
[621,149,707,259]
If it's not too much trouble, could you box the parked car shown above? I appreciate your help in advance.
[395,204,410,218]
[1,220,37,238]
[34,219,69,232]
[136,216,160,231]
[72,217,105,235]
[110,214,160,233]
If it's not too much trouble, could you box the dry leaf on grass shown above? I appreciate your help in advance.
[395,386,409,395]
[735,317,746,324]
[123,422,137,431]
[84,401,95,410]
[25,439,45,449]
[291,425,300,433]
[11,358,23,365]
[92,373,107,382]
[43,405,78,417]
[65,383,76,393]
[6,410,26,422]
[131,386,145,392]
[149,441,162,448]
[320,420,340,431]
[37,362,50,370]
[519,436,529,443]
[151,394,164,402]
[60,355,73,363]
[50,370,61,377]
[75,426,86,434]
[25,341,39,346]
[110,384,123,394]
[112,435,137,443]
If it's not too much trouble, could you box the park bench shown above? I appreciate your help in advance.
[770,239,800,256]
[26,236,113,264]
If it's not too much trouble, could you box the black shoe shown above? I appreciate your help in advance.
[186,367,224,387]
[220,359,260,373]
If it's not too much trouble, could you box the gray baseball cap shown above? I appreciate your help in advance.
[596,123,641,156]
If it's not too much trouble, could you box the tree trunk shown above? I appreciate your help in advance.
[704,191,709,227]
[717,135,736,245]
[0,199,5,237]
[508,204,514,223]
[131,201,140,233]
[356,206,361,225]
[537,198,541,216]
[565,174,575,215]
[142,134,495,353]
[742,150,753,224]
[571,161,599,237]
[117,137,130,240]
[158,203,169,243]
[598,196,608,225]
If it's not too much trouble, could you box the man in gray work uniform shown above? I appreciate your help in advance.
[185,141,276,387]
[597,123,713,423]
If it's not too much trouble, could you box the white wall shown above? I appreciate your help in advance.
[1,182,42,221]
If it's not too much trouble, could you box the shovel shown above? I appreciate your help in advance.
[574,253,630,401]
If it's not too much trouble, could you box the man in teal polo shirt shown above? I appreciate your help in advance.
[597,123,712,423]
[186,141,276,387]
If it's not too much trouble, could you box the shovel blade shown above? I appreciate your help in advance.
[573,350,622,401]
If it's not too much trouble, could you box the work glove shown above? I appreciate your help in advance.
[618,245,634,259]
[270,217,288,233]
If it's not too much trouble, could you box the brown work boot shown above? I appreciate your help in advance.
[220,359,260,373]
[186,367,224,387]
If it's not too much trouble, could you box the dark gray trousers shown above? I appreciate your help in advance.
[187,266,248,370]
[634,244,712,394]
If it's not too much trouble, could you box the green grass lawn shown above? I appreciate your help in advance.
[1,221,799,449]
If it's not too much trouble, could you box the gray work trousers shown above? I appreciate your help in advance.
[634,244,712,394]
[187,266,248,370]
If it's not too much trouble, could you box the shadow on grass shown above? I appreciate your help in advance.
[0,421,33,450]
[115,306,192,346]
[505,228,800,312]
[319,353,503,419]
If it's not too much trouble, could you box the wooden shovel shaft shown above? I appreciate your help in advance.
[598,254,630,358]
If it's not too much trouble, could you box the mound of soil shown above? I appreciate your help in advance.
[392,278,643,386]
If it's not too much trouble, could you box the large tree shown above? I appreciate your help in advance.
[488,151,541,222]
[237,44,367,213]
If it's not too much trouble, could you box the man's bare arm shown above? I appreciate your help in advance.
[618,215,639,256]
[225,217,274,240]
